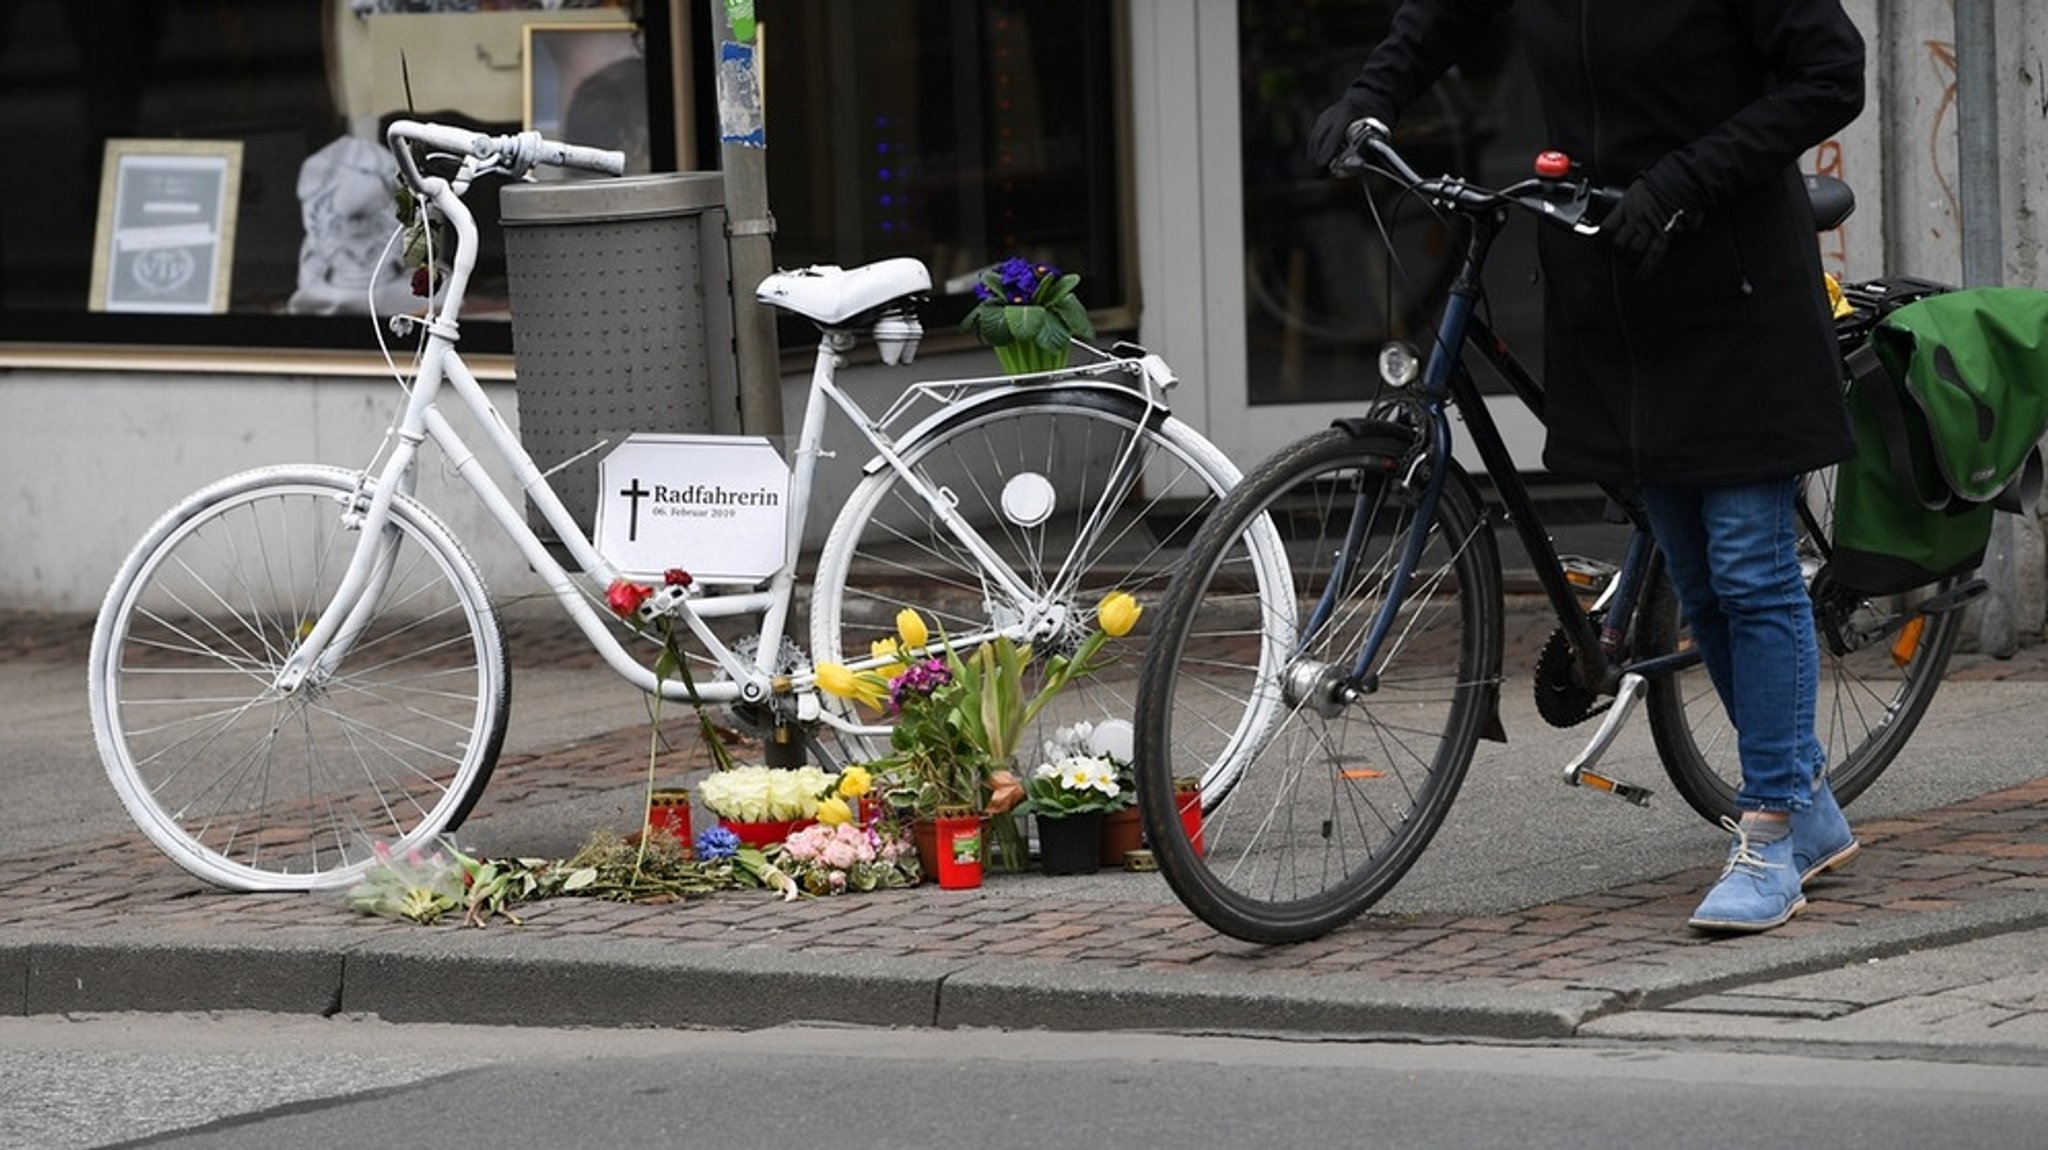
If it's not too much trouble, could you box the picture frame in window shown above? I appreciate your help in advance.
[89,139,244,314]
[523,22,650,175]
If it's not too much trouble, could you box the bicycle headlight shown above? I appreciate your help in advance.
[1378,342,1421,389]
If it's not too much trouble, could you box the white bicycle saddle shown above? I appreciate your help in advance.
[755,257,932,326]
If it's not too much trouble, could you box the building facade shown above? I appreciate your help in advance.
[3,0,2044,613]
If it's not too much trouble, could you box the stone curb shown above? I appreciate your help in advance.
[7,886,2044,1041]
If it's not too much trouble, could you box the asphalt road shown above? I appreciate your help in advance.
[5,1015,2046,1150]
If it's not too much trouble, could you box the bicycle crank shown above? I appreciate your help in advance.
[1561,671,1655,806]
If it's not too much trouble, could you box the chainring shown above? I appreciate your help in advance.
[1533,627,1604,728]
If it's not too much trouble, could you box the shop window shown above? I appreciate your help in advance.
[0,0,1127,358]
[1238,0,1534,406]
[753,0,1129,344]
[0,0,661,356]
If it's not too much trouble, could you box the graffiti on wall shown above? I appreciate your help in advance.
[1924,37,1960,244]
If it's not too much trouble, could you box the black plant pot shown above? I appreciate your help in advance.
[1036,811,1104,876]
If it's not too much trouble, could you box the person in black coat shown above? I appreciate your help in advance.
[1310,0,1867,933]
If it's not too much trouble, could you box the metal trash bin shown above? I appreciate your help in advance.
[500,173,740,560]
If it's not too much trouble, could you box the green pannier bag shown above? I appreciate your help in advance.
[1825,286,2048,596]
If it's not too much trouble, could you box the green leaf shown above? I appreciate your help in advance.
[561,867,599,891]
[1050,296,1095,340]
[1005,305,1047,347]
[977,308,1012,347]
[1039,272,1081,306]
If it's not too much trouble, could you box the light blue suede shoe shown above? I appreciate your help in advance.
[1689,819,1805,934]
[1791,778,1859,884]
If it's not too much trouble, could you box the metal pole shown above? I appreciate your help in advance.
[710,0,784,439]
[1954,0,2021,656]
[1954,0,2002,290]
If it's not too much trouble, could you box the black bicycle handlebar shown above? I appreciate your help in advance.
[1332,118,1621,235]
[1334,117,1854,238]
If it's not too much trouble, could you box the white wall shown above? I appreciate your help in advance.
[0,346,994,614]
[0,369,549,613]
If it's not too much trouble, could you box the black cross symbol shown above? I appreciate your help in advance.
[620,478,650,542]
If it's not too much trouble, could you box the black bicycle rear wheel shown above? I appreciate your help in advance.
[1133,424,1502,944]
[1643,465,1962,822]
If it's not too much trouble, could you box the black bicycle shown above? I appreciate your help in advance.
[1132,122,1978,944]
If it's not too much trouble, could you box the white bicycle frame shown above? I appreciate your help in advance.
[279,124,1182,738]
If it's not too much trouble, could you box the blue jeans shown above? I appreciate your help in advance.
[1640,480,1821,813]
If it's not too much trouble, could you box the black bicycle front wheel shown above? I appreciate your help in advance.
[1643,465,1963,822]
[1134,424,1502,944]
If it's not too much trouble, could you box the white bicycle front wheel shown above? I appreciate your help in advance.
[808,388,1293,790]
[88,465,510,891]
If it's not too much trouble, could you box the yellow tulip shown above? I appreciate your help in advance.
[816,795,854,826]
[896,608,930,650]
[816,663,887,710]
[837,765,873,798]
[1824,272,1852,320]
[1097,591,1142,637]
[870,637,907,676]
[815,662,859,699]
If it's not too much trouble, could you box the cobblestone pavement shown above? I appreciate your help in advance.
[7,605,2048,1044]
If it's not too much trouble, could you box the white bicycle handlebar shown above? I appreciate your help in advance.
[385,118,625,187]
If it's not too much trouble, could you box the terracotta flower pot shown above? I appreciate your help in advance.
[1099,805,1143,866]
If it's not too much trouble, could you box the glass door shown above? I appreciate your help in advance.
[1212,0,1550,471]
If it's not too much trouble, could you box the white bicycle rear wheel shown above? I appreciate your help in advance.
[809,388,1293,793]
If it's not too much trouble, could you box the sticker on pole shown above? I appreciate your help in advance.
[595,434,790,583]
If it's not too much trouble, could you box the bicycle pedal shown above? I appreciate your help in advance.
[1560,671,1653,806]
[1568,769,1653,807]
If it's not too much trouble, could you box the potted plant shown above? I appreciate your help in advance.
[959,255,1097,376]
[1037,720,1143,866]
[1022,751,1132,876]
[696,764,842,848]
[817,593,1142,877]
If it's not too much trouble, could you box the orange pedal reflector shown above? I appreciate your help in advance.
[1891,615,1926,668]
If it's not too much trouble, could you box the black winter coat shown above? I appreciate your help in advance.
[1339,0,1866,486]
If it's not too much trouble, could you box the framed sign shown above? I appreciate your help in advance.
[595,434,791,584]
[89,139,243,314]
[524,22,649,174]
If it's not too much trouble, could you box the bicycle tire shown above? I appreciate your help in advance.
[808,388,1293,787]
[1643,464,1962,822]
[1133,424,1502,944]
[88,465,510,891]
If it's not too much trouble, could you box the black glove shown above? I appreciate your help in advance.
[1603,180,1691,279]
[1308,100,1381,170]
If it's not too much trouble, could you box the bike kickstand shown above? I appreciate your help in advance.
[1562,671,1654,806]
